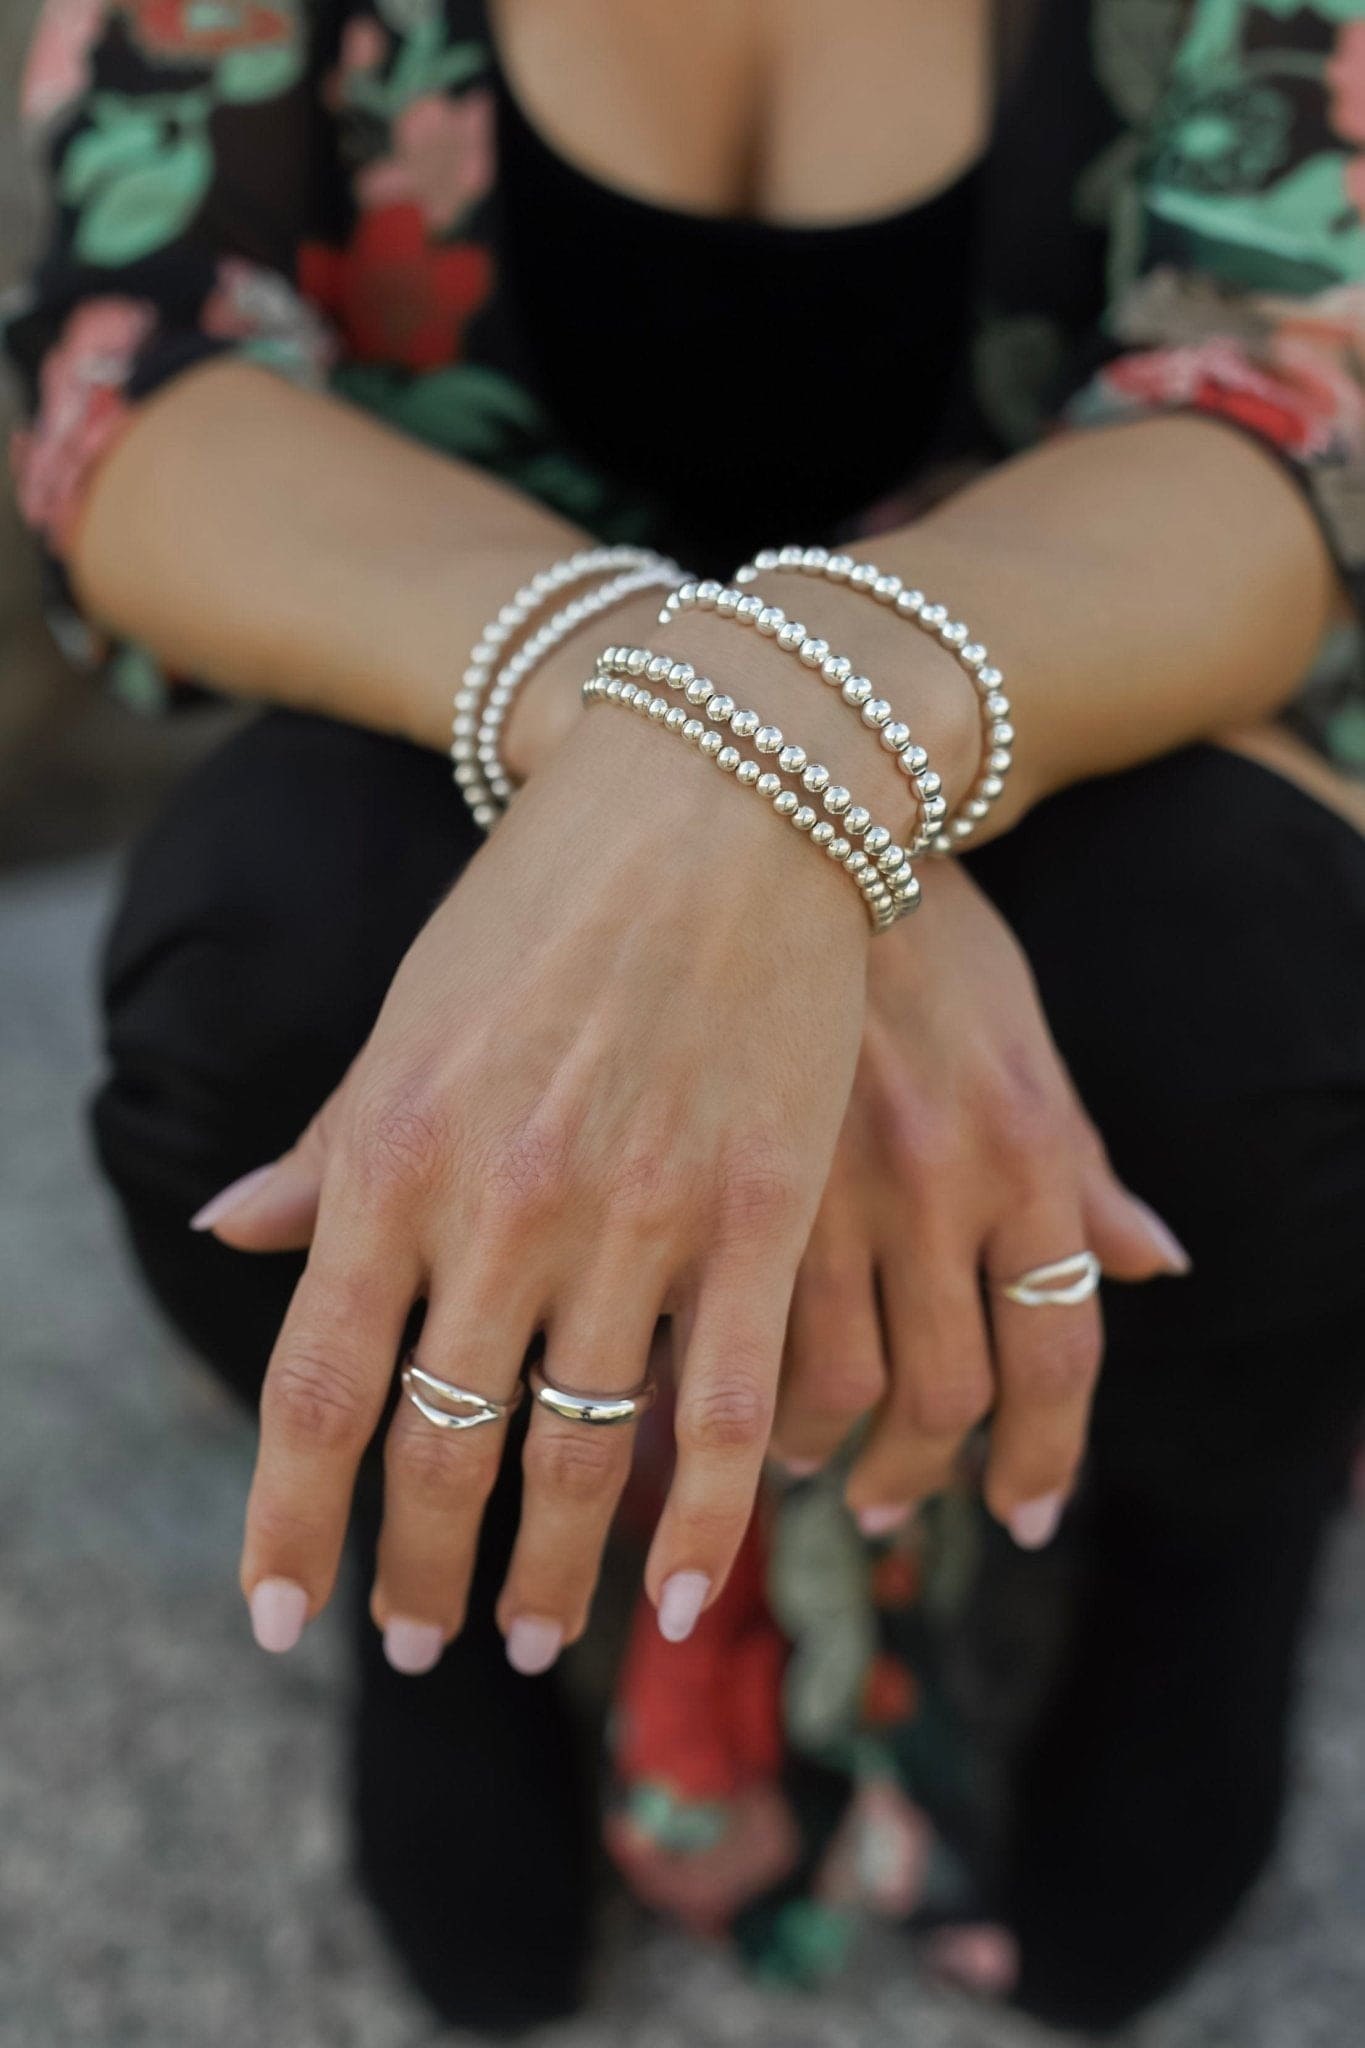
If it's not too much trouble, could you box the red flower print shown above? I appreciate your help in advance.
[298,203,492,371]
[119,0,293,60]
[11,296,156,556]
[1102,336,1358,462]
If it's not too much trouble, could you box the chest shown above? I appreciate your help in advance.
[490,0,992,223]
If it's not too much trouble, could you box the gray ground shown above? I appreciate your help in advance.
[1,828,1364,2048]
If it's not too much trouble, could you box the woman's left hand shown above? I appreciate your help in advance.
[773,860,1190,1545]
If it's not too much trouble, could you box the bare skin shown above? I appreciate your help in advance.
[69,0,1357,1681]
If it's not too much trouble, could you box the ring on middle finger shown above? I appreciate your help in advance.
[400,1356,524,1432]
[529,1365,656,1427]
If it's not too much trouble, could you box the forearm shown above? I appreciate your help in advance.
[69,358,657,754]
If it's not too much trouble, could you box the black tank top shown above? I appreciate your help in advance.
[493,66,981,577]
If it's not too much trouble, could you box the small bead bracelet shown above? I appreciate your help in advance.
[660,579,947,857]
[736,545,1014,852]
[453,546,680,830]
[473,559,683,818]
[591,645,921,931]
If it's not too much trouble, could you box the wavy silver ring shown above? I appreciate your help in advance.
[529,1366,656,1428]
[995,1251,1102,1308]
[400,1357,523,1432]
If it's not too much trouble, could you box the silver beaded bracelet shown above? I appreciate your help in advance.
[590,645,921,932]
[736,546,1014,853]
[452,546,682,830]
[660,578,947,857]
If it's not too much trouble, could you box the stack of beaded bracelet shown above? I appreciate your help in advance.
[735,546,1013,853]
[660,579,947,857]
[452,546,684,830]
[588,645,920,932]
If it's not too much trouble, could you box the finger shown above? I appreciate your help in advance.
[983,1210,1103,1547]
[241,1184,418,1647]
[844,1223,994,1535]
[495,1269,666,1673]
[645,1235,798,1641]
[372,1265,543,1672]
[773,1220,886,1475]
[1083,1168,1191,1282]
[193,1086,345,1251]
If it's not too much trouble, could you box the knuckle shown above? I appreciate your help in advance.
[884,1091,955,1179]
[902,1366,994,1441]
[349,1082,449,1200]
[525,1424,622,1503]
[716,1138,804,1237]
[678,1368,774,1455]
[481,1113,575,1229]
[264,1344,373,1453]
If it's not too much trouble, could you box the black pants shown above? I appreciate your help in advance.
[92,713,1365,2031]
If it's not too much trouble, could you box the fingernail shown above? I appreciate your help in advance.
[248,1577,308,1653]
[657,1571,710,1643]
[926,1924,1020,1999]
[857,1503,912,1538]
[191,1164,277,1232]
[1133,1200,1192,1274]
[383,1617,445,1676]
[505,1616,563,1676]
[1008,1492,1066,1550]
[778,1456,821,1479]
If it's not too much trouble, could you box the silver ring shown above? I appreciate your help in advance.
[995,1251,1101,1308]
[529,1366,656,1427]
[400,1356,523,1432]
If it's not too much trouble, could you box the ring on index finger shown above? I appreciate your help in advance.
[400,1354,525,1432]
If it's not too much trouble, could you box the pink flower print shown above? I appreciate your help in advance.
[355,87,496,234]
[1329,22,1365,145]
[20,0,107,130]
[11,297,156,558]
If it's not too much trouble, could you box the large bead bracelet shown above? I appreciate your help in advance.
[453,546,682,830]
[589,645,921,932]
[660,579,947,857]
[736,546,1014,852]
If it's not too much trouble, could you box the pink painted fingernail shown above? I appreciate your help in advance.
[657,1571,710,1643]
[779,1456,822,1479]
[926,1924,1020,1998]
[1133,1201,1192,1274]
[1008,1492,1066,1550]
[505,1617,563,1675]
[191,1164,277,1232]
[248,1577,308,1653]
[857,1503,912,1538]
[383,1618,444,1676]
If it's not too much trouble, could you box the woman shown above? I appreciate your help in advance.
[9,0,1365,2031]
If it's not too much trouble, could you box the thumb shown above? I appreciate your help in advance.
[189,1089,341,1251]
[1083,1171,1191,1283]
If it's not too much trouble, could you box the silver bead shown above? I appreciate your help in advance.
[980,773,1004,800]
[756,606,785,636]
[756,771,783,799]
[626,647,649,675]
[802,763,830,794]
[965,796,990,820]
[472,802,497,829]
[873,573,902,603]
[849,562,878,590]
[810,822,835,847]
[773,790,798,816]
[682,716,704,741]
[897,876,922,905]
[734,564,758,585]
[840,675,872,707]
[753,549,780,571]
[977,665,1003,691]
[900,743,929,775]
[917,770,943,800]
[988,747,1011,775]
[918,603,949,631]
[717,745,740,772]
[896,588,925,615]
[736,760,761,786]
[991,721,1015,747]
[877,845,906,874]
[864,825,891,856]
[706,694,736,722]
[985,692,1010,719]
[714,586,740,616]
[824,785,851,815]
[452,714,476,738]
[886,860,915,889]
[647,654,671,681]
[736,594,764,621]
[960,643,987,669]
[755,725,784,754]
[648,695,669,720]
[665,705,688,732]
[802,547,829,571]
[826,554,855,581]
[699,729,724,756]
[695,580,722,604]
[778,743,808,774]
[861,698,892,728]
[778,544,806,568]
[924,795,948,823]
[800,637,830,668]
[454,762,481,787]
[821,653,852,686]
[941,621,969,647]
[845,850,870,875]
[880,721,912,752]
[777,620,807,652]
[730,709,760,738]
[844,805,871,836]
[604,676,624,700]
[827,836,852,861]
[684,677,714,705]
[669,662,695,687]
[793,805,817,831]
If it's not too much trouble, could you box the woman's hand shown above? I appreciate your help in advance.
[773,860,1189,1544]
[199,709,870,1671]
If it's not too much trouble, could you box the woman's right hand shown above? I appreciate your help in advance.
[207,707,871,1673]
